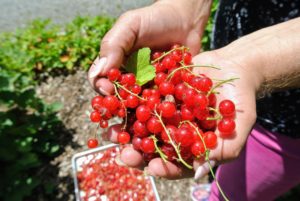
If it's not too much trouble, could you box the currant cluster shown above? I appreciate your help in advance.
[77,146,155,200]
[88,45,236,169]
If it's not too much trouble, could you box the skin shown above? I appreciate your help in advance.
[88,0,300,179]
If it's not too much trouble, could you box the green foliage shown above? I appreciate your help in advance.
[125,47,155,85]
[202,0,219,51]
[0,69,64,201]
[0,16,114,80]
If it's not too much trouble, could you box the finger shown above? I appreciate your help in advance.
[120,146,144,168]
[146,158,183,179]
[107,124,122,143]
[94,77,114,95]
[99,11,140,74]
[194,160,216,180]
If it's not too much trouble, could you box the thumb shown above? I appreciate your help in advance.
[88,11,141,93]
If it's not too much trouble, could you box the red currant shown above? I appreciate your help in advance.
[219,100,236,117]
[107,68,121,81]
[87,138,99,148]
[136,105,151,122]
[118,131,131,144]
[90,111,101,122]
[218,118,236,137]
[141,137,155,153]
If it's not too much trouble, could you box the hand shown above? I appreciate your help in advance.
[88,0,212,95]
[104,49,258,179]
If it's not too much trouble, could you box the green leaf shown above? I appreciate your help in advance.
[125,47,155,85]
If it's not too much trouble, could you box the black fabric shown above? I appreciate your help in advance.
[212,0,300,138]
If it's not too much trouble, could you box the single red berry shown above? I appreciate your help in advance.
[208,93,217,107]
[171,50,182,62]
[158,101,176,118]
[133,120,149,137]
[136,105,151,122]
[204,131,217,149]
[154,62,165,73]
[168,68,182,85]
[183,88,197,107]
[161,144,177,161]
[219,100,236,117]
[126,94,139,108]
[152,51,163,60]
[159,81,175,96]
[142,89,152,98]
[132,137,143,151]
[90,111,102,122]
[191,141,205,157]
[174,127,194,147]
[118,131,131,144]
[100,119,108,128]
[161,125,177,143]
[200,117,217,130]
[146,95,160,110]
[193,107,209,121]
[130,84,142,94]
[151,89,161,98]
[102,95,120,112]
[91,95,103,110]
[118,88,129,99]
[164,110,181,127]
[154,72,167,86]
[117,108,126,118]
[193,93,208,110]
[87,138,98,148]
[183,52,192,64]
[218,118,236,137]
[174,83,186,100]
[181,105,194,121]
[141,137,155,153]
[107,68,121,81]
[181,70,195,83]
[161,56,176,70]
[120,73,136,86]
[146,117,163,133]
[199,77,213,92]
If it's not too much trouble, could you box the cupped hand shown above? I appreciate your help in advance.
[106,49,259,180]
[88,0,211,95]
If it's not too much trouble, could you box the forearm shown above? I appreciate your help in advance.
[219,17,300,94]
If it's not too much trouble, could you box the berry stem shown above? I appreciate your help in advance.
[167,64,221,81]
[207,77,239,96]
[150,135,168,162]
[207,107,222,121]
[151,46,187,64]
[114,81,146,101]
[153,110,193,169]
[182,120,229,201]
[113,84,128,130]
[183,82,202,94]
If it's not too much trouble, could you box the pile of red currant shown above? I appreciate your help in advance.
[87,45,236,169]
[77,146,155,200]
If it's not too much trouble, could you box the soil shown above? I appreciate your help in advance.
[36,69,208,201]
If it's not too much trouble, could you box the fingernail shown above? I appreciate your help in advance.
[89,57,107,78]
[99,87,109,96]
[194,160,216,180]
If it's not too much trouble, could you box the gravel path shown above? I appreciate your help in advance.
[0,0,151,32]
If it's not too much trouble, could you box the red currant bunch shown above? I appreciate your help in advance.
[87,44,237,169]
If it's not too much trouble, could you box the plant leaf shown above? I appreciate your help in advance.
[125,47,155,85]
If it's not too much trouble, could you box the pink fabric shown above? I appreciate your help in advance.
[209,124,300,201]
